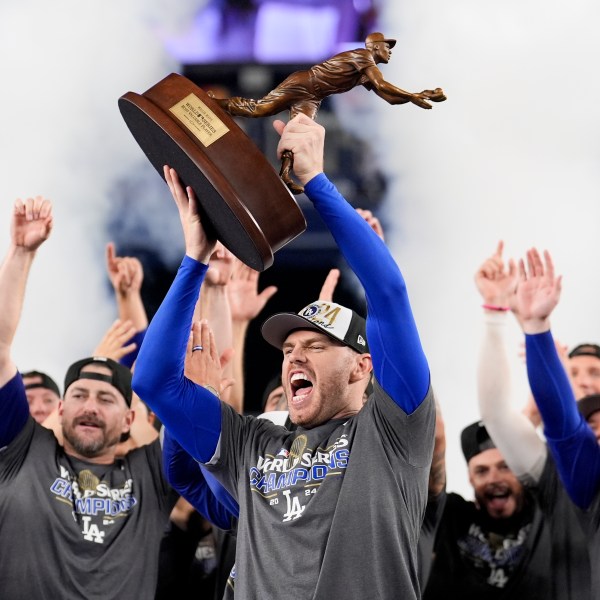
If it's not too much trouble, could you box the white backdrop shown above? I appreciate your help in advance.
[0,1,202,382]
[370,1,600,497]
[1,0,598,498]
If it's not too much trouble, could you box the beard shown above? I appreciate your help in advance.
[287,365,353,428]
[62,415,121,459]
[475,483,524,520]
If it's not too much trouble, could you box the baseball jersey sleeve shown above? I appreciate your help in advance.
[162,427,238,529]
[132,256,222,463]
[526,330,600,508]
[119,329,146,369]
[0,372,30,449]
[304,174,430,413]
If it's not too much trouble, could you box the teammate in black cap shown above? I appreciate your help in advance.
[568,343,600,399]
[509,247,600,597]
[21,369,61,424]
[0,197,172,599]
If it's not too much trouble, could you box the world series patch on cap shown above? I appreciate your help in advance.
[261,300,369,354]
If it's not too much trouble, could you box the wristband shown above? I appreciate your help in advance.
[482,304,509,312]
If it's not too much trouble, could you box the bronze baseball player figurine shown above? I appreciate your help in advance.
[209,32,446,194]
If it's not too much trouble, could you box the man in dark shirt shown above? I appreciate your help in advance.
[423,419,590,599]
[134,115,436,600]
[0,196,172,599]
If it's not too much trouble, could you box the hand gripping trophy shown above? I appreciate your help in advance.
[209,32,446,194]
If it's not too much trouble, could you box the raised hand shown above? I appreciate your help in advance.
[355,208,385,241]
[510,248,562,334]
[205,242,235,287]
[184,319,234,397]
[163,165,216,263]
[474,241,518,307]
[228,259,277,323]
[12,196,53,251]
[106,243,144,296]
[272,114,325,185]
[93,319,138,361]
[318,269,340,302]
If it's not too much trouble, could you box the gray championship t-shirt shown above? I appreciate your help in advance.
[576,479,600,598]
[206,380,436,600]
[0,417,172,600]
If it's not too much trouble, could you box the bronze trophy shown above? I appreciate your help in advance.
[119,73,306,272]
[118,32,445,270]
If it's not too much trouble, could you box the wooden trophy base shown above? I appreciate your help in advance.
[118,73,306,271]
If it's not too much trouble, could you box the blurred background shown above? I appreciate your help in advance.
[1,0,599,497]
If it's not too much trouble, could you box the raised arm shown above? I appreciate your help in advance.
[0,197,53,446]
[92,319,138,362]
[511,248,600,508]
[105,243,148,368]
[274,114,429,413]
[132,167,223,463]
[364,66,446,109]
[193,242,237,409]
[162,427,238,530]
[317,209,383,302]
[226,259,277,414]
[475,241,547,484]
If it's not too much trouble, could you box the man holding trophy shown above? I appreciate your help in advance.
[133,113,436,600]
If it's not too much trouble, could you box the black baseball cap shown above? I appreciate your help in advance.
[261,300,369,354]
[64,357,132,407]
[461,421,496,463]
[569,343,600,360]
[21,370,61,397]
[577,394,600,421]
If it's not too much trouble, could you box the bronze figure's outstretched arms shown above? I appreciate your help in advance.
[210,32,446,193]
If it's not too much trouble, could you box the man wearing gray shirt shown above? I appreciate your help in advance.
[134,115,435,599]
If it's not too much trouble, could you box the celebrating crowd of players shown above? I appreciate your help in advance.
[1,115,599,599]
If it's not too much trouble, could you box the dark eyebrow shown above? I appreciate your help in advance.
[69,386,89,394]
[69,386,117,400]
[282,335,334,350]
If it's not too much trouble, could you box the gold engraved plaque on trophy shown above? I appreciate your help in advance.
[118,73,307,272]
[169,94,229,147]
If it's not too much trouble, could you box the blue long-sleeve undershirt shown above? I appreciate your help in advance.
[133,173,430,467]
[133,258,223,463]
[163,428,238,529]
[304,174,430,412]
[0,372,30,449]
[526,331,600,508]
[119,329,146,369]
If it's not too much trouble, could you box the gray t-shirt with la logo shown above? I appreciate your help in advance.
[0,412,171,599]
[206,380,435,600]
